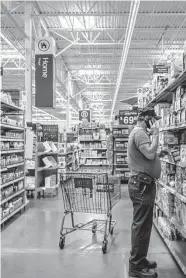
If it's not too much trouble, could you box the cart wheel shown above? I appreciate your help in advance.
[59,236,65,249]
[92,222,97,234]
[110,226,114,235]
[102,240,108,254]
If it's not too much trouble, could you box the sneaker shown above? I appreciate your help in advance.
[129,267,158,278]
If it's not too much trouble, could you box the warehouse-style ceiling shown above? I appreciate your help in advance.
[1,1,186,122]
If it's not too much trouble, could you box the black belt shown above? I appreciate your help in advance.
[131,172,155,184]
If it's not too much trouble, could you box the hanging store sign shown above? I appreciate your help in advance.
[119,110,138,125]
[79,110,91,122]
[153,65,168,74]
[35,37,56,108]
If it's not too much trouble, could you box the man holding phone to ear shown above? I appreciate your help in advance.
[127,107,161,278]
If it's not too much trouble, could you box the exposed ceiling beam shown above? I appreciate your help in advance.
[1,2,27,38]
[0,33,26,60]
[48,27,186,32]
[32,12,186,17]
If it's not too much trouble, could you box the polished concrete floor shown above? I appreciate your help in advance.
[1,193,185,278]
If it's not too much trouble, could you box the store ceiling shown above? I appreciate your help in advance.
[1,1,186,122]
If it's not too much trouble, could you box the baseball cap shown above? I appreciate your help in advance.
[138,107,162,120]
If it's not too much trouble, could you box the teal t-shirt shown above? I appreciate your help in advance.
[127,127,161,179]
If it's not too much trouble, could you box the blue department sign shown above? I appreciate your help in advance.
[35,37,56,108]
[79,110,91,122]
[38,39,50,52]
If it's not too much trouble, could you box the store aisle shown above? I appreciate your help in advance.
[1,194,184,278]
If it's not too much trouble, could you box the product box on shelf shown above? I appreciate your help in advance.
[174,197,183,226]
[182,169,186,197]
[25,176,35,189]
[155,103,171,115]
[42,141,52,153]
[58,157,66,168]
[164,132,179,145]
[45,175,56,188]
[42,156,58,168]
[180,145,186,167]
[175,166,183,194]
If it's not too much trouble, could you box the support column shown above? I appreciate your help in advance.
[66,72,72,131]
[24,2,33,122]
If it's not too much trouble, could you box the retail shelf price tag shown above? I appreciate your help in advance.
[119,110,138,125]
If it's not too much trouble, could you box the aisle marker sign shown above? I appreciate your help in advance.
[119,110,138,125]
[79,110,91,122]
[153,65,168,74]
[35,37,56,108]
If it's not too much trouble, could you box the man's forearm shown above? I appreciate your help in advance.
[149,134,159,157]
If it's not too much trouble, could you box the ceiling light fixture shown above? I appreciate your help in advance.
[110,0,140,122]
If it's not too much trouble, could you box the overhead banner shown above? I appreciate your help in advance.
[35,37,56,108]
[119,110,138,125]
[79,110,91,122]
[153,65,168,74]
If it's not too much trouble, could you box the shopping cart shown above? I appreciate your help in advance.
[59,172,121,253]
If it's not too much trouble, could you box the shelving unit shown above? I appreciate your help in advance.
[0,99,27,225]
[79,126,110,170]
[153,219,186,275]
[147,70,186,107]
[149,70,186,272]
[112,126,130,181]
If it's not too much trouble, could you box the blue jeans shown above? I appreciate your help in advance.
[128,176,156,269]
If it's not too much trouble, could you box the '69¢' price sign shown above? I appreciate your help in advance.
[119,110,138,125]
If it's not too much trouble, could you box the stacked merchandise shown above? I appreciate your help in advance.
[112,126,130,181]
[79,126,110,173]
[0,92,27,225]
[58,140,80,181]
[25,125,37,196]
[37,141,59,197]
[139,60,186,272]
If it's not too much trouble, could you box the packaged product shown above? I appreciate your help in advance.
[180,109,186,124]
[99,129,107,140]
[9,203,14,213]
[180,86,186,108]
[92,130,100,140]
[164,133,178,145]
[175,198,183,225]
[180,145,186,167]
[175,166,183,194]
[182,179,186,197]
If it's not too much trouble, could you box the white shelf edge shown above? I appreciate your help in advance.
[82,164,109,166]
[0,100,23,111]
[81,157,107,159]
[0,189,25,205]
[1,203,27,225]
[153,219,186,275]
[0,123,24,131]
[1,149,24,154]
[81,148,107,150]
[157,181,186,203]
[0,137,24,142]
[1,176,24,189]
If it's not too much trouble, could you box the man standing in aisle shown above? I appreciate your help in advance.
[127,107,161,278]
